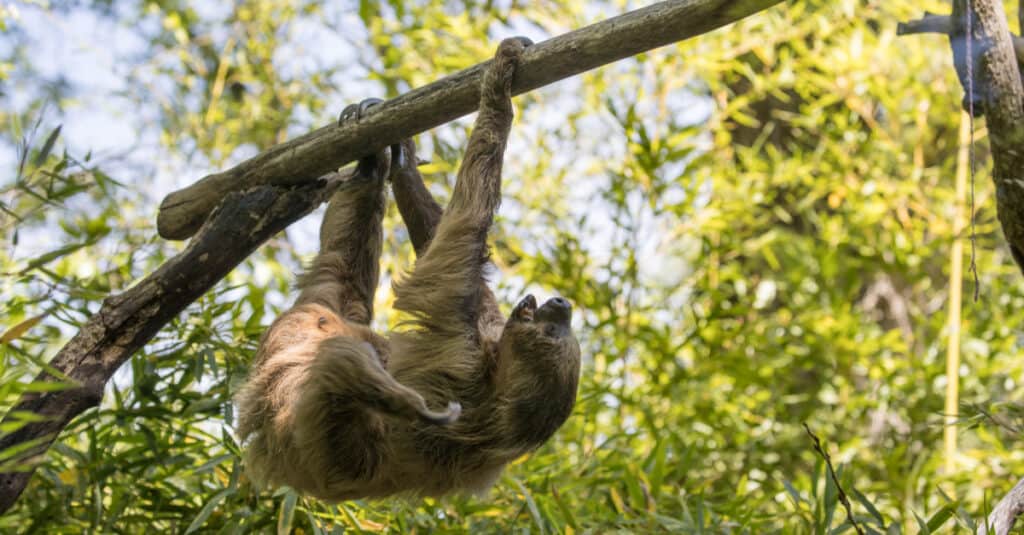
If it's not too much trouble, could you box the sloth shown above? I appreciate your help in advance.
[234,37,582,502]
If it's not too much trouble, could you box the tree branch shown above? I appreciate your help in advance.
[156,0,786,240]
[896,13,1024,61]
[978,477,1024,535]
[898,1,1024,276]
[897,12,955,35]
[902,1,1024,532]
[0,172,350,514]
[961,0,1024,274]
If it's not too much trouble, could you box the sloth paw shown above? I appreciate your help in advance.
[339,98,390,182]
[488,37,530,98]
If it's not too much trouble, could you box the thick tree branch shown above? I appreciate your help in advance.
[963,0,1024,274]
[157,0,786,240]
[0,172,350,514]
[898,1,1024,276]
[902,2,1024,533]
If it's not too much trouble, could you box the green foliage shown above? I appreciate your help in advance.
[3,0,1024,532]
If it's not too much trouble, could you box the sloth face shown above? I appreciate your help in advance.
[503,294,581,374]
[497,294,581,445]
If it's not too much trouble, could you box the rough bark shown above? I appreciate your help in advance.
[901,1,1024,533]
[899,0,1024,276]
[979,477,1024,535]
[157,0,786,240]
[962,0,1024,275]
[0,173,347,514]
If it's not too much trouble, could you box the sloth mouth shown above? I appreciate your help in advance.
[511,294,537,321]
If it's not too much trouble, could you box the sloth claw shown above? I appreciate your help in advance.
[338,97,383,126]
[511,294,537,321]
[420,401,461,425]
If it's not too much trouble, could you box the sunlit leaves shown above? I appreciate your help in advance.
[4,0,1024,532]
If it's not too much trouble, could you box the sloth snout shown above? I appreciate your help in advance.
[536,297,572,325]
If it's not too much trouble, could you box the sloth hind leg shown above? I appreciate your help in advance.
[296,336,461,433]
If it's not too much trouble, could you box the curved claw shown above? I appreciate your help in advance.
[419,401,462,425]
[389,138,418,175]
[511,294,537,322]
[496,36,532,58]
[509,35,534,48]
[338,97,384,126]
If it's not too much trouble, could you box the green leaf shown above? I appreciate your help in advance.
[185,489,233,534]
[33,124,61,167]
[851,488,884,527]
[277,490,297,535]
[925,504,954,532]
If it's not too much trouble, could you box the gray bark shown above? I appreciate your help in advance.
[901,1,1024,533]
[900,1,1024,273]
[978,477,1024,535]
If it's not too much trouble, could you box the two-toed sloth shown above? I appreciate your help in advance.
[234,38,582,502]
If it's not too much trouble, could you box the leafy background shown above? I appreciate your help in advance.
[3,0,1024,532]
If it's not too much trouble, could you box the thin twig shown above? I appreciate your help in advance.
[803,423,865,535]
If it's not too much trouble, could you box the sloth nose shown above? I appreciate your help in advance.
[536,297,572,325]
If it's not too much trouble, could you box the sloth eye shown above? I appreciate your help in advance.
[317,316,328,328]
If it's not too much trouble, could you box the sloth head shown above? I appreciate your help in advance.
[495,294,582,444]
[504,294,580,360]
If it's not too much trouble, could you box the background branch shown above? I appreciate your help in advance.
[898,0,1024,274]
[978,476,1024,535]
[901,1,1024,532]
[156,0,786,240]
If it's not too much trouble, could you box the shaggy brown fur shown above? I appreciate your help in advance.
[234,37,581,502]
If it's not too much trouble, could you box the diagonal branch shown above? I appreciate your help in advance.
[0,172,349,514]
[156,0,787,240]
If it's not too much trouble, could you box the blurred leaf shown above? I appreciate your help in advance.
[185,489,233,534]
[0,314,44,343]
[32,124,61,167]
